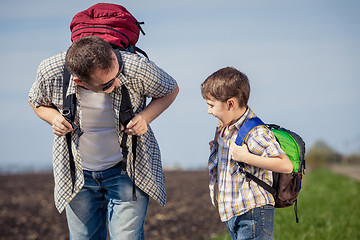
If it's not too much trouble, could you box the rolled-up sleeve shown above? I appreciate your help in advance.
[28,60,53,107]
[29,52,66,108]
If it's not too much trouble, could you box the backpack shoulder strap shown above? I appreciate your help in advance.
[113,49,135,127]
[62,65,77,192]
[62,66,82,136]
[235,117,265,146]
[113,49,138,201]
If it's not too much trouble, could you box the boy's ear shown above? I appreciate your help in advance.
[227,98,236,110]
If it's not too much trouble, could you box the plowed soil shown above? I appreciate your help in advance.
[0,171,227,240]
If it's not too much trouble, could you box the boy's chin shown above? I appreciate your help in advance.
[220,120,236,127]
[218,120,228,126]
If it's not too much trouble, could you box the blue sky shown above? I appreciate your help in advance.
[0,0,359,171]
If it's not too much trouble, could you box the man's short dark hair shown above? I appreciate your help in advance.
[201,67,250,108]
[65,35,115,82]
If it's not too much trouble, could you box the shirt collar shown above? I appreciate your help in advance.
[66,75,77,97]
[215,107,255,136]
[231,107,256,131]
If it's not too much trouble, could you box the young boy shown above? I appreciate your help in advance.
[201,67,293,240]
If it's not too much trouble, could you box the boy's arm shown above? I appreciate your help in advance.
[229,143,293,173]
[124,85,179,136]
[29,101,73,136]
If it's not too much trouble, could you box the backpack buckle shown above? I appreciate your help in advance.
[62,108,71,117]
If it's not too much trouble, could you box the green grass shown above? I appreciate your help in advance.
[210,168,360,240]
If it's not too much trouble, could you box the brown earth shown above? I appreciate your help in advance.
[0,171,227,240]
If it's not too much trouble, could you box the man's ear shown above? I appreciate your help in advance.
[73,77,85,86]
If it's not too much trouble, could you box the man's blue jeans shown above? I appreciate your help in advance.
[225,205,275,240]
[65,164,149,240]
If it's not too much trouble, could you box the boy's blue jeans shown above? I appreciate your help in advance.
[225,205,275,240]
[65,164,149,240]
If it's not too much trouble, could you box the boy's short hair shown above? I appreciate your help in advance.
[201,67,250,108]
[65,35,115,83]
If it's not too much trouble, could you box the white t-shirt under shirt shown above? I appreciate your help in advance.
[78,87,123,171]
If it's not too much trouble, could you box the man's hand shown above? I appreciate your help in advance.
[120,85,179,136]
[122,114,148,136]
[28,101,74,136]
[52,115,73,136]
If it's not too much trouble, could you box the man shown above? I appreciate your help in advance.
[28,13,178,240]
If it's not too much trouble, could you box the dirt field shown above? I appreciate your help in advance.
[0,171,227,240]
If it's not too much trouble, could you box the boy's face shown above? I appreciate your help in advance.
[205,97,233,126]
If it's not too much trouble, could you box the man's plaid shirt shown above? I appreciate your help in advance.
[208,108,285,222]
[29,50,177,213]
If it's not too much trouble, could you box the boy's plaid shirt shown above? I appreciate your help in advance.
[29,50,177,213]
[208,108,285,222]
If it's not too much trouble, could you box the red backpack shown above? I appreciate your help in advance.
[70,3,147,56]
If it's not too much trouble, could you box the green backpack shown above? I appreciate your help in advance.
[235,117,306,223]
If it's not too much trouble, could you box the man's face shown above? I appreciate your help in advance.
[75,52,121,93]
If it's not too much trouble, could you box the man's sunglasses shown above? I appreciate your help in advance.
[102,71,121,91]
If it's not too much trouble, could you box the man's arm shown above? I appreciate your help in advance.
[28,101,73,136]
[124,85,179,136]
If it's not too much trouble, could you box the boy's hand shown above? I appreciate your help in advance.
[229,142,251,163]
[209,140,214,151]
